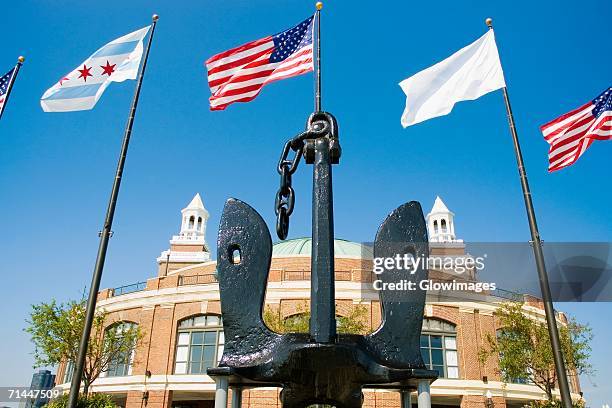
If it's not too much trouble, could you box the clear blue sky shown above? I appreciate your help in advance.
[0,0,609,406]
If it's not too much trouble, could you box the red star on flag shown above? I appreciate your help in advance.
[100,60,116,76]
[59,76,70,86]
[78,64,93,82]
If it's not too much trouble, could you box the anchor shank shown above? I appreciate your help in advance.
[310,136,336,343]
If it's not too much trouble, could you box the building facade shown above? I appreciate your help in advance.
[56,194,582,408]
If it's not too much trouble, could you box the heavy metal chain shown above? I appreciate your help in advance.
[275,119,330,240]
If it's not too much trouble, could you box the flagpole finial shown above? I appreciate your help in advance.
[485,18,493,28]
[316,2,323,10]
[17,56,25,63]
[152,14,159,21]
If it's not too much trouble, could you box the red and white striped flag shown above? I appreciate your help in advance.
[205,15,315,111]
[541,86,611,172]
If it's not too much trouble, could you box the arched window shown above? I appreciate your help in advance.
[104,322,137,377]
[197,217,202,230]
[441,219,447,233]
[421,318,458,379]
[188,216,195,229]
[175,315,224,374]
[433,220,439,233]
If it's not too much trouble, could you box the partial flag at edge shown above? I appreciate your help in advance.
[541,87,612,172]
[0,68,16,115]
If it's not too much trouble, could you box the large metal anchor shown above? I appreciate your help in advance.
[209,112,437,408]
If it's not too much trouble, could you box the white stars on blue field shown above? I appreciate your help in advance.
[592,87,612,118]
[0,68,15,97]
[270,16,314,63]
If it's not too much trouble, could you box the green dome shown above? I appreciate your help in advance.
[272,238,372,258]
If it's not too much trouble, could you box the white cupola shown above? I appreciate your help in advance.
[177,193,209,242]
[426,196,461,243]
[157,193,211,271]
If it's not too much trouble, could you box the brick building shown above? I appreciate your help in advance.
[55,194,582,408]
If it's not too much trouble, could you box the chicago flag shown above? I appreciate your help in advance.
[41,26,150,112]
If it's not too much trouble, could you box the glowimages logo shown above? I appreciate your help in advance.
[371,279,496,293]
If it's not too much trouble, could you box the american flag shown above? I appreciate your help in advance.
[0,68,16,117]
[206,15,315,111]
[541,86,612,172]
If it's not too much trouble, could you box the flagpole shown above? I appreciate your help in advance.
[315,2,322,112]
[0,56,25,120]
[66,15,159,408]
[486,18,573,408]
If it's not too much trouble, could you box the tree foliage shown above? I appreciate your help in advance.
[263,302,370,334]
[337,305,370,335]
[480,302,592,401]
[45,393,117,408]
[528,399,585,408]
[26,299,141,394]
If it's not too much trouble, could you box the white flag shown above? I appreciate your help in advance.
[41,26,150,112]
[399,30,506,128]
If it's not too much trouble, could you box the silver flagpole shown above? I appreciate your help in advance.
[66,15,159,408]
[0,56,25,121]
[487,18,573,408]
[314,2,322,112]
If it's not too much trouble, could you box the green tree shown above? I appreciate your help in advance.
[480,302,592,401]
[337,305,370,335]
[527,400,585,408]
[45,393,117,408]
[26,299,141,395]
[263,302,369,334]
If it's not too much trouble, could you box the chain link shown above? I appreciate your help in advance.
[275,120,330,240]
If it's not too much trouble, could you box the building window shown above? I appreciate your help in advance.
[63,361,74,384]
[502,366,534,385]
[421,318,459,379]
[175,315,224,375]
[511,376,530,384]
[104,322,137,377]
[433,220,438,233]
[441,219,447,232]
[197,217,202,230]
[496,329,534,385]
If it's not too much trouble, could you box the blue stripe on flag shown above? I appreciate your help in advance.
[92,41,140,58]
[42,83,103,100]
